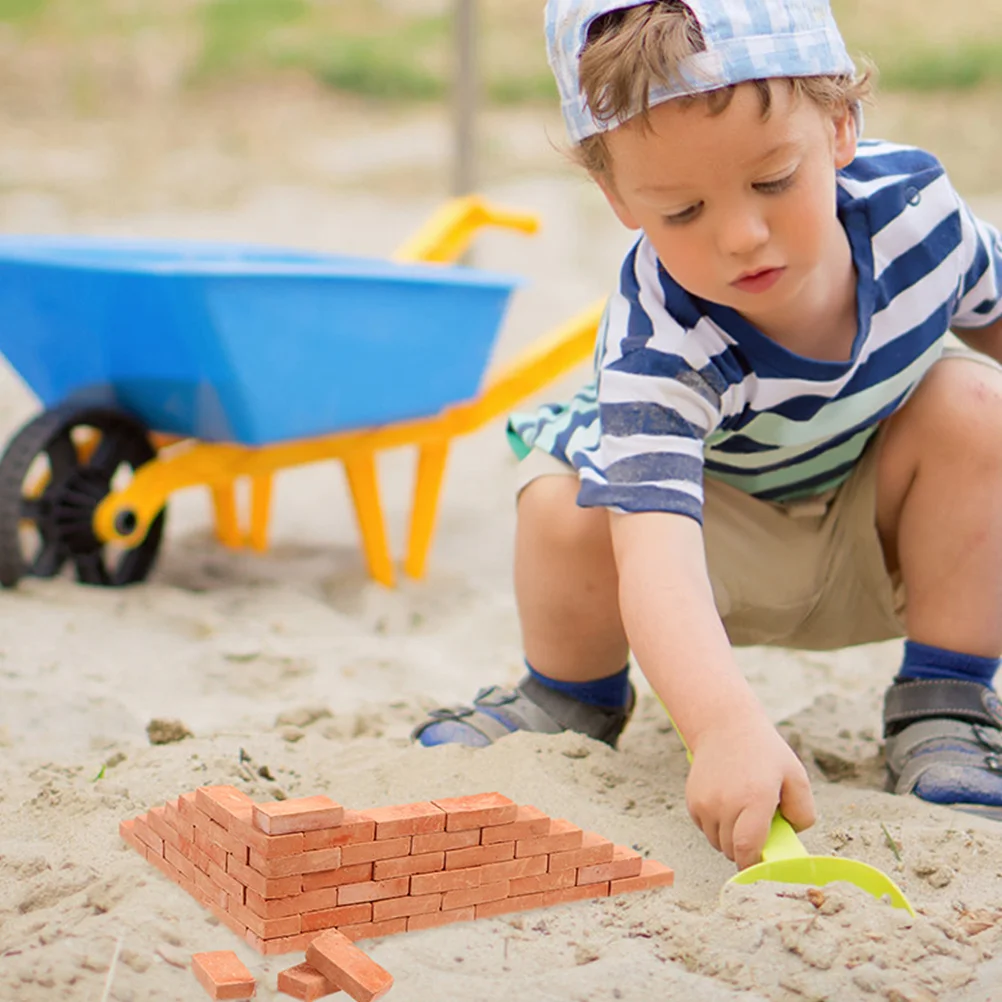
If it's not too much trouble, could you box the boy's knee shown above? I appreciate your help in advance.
[518,475,611,554]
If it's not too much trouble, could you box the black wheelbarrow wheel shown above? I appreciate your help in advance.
[0,404,166,588]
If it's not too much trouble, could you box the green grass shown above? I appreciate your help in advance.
[876,41,1002,91]
[0,0,49,23]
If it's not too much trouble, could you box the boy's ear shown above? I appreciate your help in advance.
[594,173,642,230]
[832,105,858,169]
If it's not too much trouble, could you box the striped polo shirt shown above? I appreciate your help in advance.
[509,141,1002,522]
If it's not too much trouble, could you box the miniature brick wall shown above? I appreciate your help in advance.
[120,787,674,957]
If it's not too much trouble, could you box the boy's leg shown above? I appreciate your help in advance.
[876,355,1002,813]
[413,458,633,748]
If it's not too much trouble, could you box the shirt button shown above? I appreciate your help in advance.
[906,187,921,206]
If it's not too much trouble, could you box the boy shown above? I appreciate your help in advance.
[413,0,1002,870]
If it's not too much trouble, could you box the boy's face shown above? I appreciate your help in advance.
[596,82,857,338]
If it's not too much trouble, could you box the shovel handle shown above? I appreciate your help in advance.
[760,813,809,863]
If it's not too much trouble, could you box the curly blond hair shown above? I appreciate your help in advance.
[575,1,872,177]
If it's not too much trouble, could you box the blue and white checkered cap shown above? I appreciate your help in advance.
[546,0,856,143]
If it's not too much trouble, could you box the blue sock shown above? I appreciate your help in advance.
[526,662,631,709]
[896,640,999,688]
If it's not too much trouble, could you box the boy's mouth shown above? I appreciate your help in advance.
[731,267,785,294]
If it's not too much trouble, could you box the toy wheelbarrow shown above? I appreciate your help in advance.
[0,197,603,589]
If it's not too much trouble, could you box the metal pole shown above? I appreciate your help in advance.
[453,0,477,196]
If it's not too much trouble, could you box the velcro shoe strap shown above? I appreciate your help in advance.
[883,678,1002,736]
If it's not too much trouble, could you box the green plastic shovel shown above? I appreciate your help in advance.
[660,704,915,914]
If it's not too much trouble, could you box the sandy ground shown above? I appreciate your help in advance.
[4,85,1002,1001]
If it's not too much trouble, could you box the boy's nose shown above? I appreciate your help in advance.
[717,210,769,257]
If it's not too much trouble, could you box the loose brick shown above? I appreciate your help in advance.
[277,962,340,1001]
[254,796,345,835]
[609,859,674,895]
[246,886,339,920]
[337,919,408,943]
[340,838,411,867]
[191,950,256,1000]
[306,929,394,1002]
[301,903,373,933]
[432,793,518,831]
[229,898,301,940]
[406,907,476,932]
[475,892,546,919]
[410,829,480,855]
[362,802,446,840]
[248,930,320,957]
[248,847,342,879]
[410,867,482,896]
[371,893,441,922]
[196,786,256,831]
[478,855,548,884]
[441,881,508,911]
[543,881,609,906]
[227,854,302,899]
[133,815,164,856]
[303,812,375,851]
[302,863,374,892]
[515,819,584,858]
[509,868,576,896]
[480,805,552,844]
[548,832,616,872]
[577,845,644,885]
[120,818,146,856]
[444,842,514,871]
[372,852,443,881]
[337,877,409,906]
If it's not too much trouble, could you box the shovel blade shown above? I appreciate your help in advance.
[727,857,914,914]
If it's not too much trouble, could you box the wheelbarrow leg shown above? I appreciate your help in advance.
[343,452,395,587]
[248,474,273,552]
[211,484,243,549]
[404,440,449,580]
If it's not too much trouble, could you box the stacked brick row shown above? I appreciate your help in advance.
[120,787,674,957]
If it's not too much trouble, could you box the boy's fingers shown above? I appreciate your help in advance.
[730,801,775,871]
[779,771,817,833]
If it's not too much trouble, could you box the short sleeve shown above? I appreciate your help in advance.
[951,193,1002,329]
[576,240,727,523]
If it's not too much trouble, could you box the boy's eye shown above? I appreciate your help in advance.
[663,202,703,225]
[753,171,796,194]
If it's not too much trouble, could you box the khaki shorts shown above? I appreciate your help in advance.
[514,349,1001,651]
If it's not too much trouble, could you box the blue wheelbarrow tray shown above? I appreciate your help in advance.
[0,236,521,446]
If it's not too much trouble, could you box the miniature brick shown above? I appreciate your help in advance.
[193,811,249,859]
[120,818,146,856]
[340,837,411,867]
[146,847,178,882]
[228,854,303,899]
[165,844,197,883]
[227,819,304,861]
[371,893,442,922]
[432,793,518,831]
[306,929,395,1002]
[410,829,480,855]
[577,845,644,885]
[193,867,229,911]
[609,859,675,894]
[229,899,302,940]
[515,819,584,858]
[543,881,610,907]
[277,962,340,1001]
[480,805,552,844]
[196,786,256,831]
[548,832,616,872]
[475,892,546,919]
[133,815,164,856]
[194,829,229,870]
[147,806,184,851]
[254,796,345,836]
[191,950,256,1000]
[372,852,444,881]
[302,863,373,892]
[164,798,194,841]
[410,867,482,896]
[478,855,548,884]
[303,812,375,851]
[407,906,476,932]
[444,841,515,871]
[337,876,409,906]
[338,918,408,943]
[206,898,249,940]
[248,847,342,879]
[248,930,320,957]
[245,886,339,920]
[509,869,576,896]
[441,881,509,911]
[362,802,446,840]
[301,903,373,934]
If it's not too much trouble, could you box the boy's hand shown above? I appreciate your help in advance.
[686,716,815,871]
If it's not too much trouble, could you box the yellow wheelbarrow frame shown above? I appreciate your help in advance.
[87,197,602,586]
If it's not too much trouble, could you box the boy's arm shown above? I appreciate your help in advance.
[610,508,815,870]
[953,317,1002,364]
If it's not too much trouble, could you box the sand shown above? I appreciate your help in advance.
[3,88,1002,1002]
